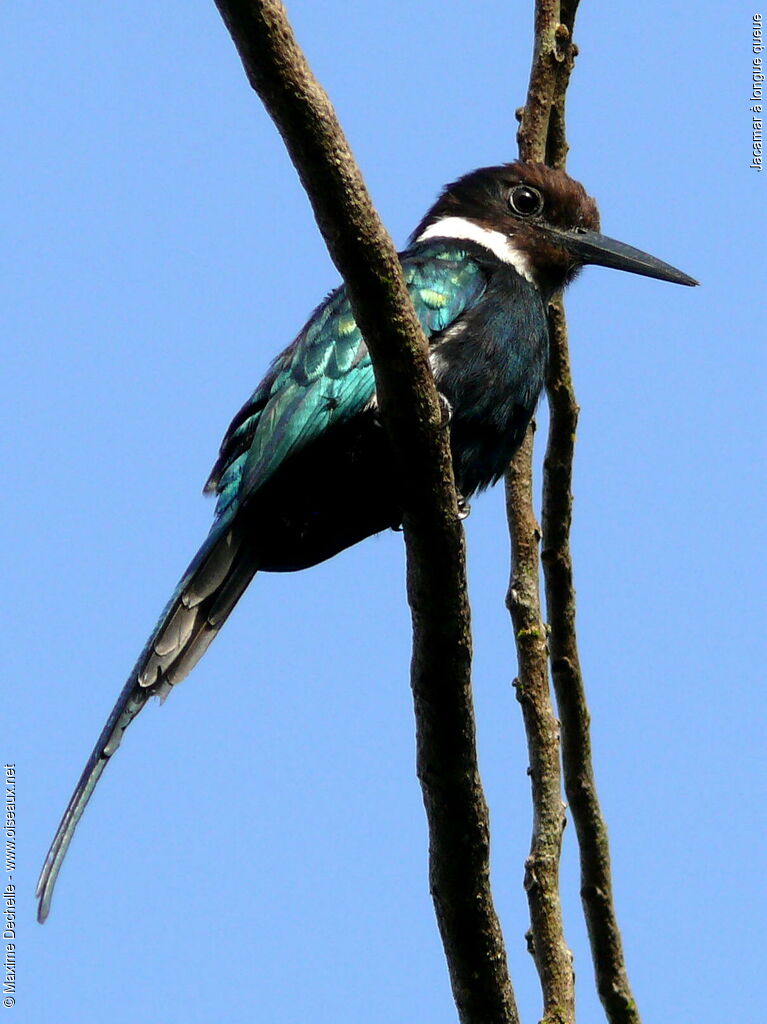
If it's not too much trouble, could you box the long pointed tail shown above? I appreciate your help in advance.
[36,518,257,922]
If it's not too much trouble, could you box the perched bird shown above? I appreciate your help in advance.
[36,161,696,921]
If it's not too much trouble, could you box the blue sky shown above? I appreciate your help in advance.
[3,2,763,1022]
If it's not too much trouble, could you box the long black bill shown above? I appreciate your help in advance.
[550,227,698,287]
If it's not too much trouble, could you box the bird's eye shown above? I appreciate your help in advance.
[509,185,543,216]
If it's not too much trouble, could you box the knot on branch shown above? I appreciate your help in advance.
[553,23,570,63]
[540,545,570,570]
[581,882,610,908]
[523,856,540,893]
[549,655,576,679]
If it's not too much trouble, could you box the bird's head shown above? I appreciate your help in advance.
[412,162,698,296]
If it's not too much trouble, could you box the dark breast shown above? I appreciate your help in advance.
[434,264,550,496]
[249,264,549,572]
[243,411,400,572]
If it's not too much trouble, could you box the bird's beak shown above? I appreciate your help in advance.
[546,227,698,287]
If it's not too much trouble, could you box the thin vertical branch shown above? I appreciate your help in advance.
[510,2,643,1023]
[505,428,574,1024]
[505,4,581,1023]
[542,308,640,1024]
[211,2,518,1021]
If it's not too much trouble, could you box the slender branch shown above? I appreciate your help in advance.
[518,0,573,164]
[542,302,640,1024]
[505,430,574,1024]
[511,2,643,1022]
[504,4,582,1022]
[211,3,517,1021]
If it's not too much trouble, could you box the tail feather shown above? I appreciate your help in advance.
[36,518,258,923]
[208,555,261,628]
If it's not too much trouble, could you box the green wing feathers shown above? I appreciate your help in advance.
[207,245,487,520]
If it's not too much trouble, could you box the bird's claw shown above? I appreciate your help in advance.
[437,393,453,429]
[457,494,471,520]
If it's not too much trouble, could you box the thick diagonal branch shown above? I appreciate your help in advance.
[211,2,517,1021]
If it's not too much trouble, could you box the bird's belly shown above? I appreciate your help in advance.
[247,415,401,572]
[244,389,536,571]
[448,400,535,496]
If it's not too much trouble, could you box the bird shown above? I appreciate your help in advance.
[36,160,697,922]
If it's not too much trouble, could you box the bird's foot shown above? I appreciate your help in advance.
[437,392,453,429]
[457,493,471,520]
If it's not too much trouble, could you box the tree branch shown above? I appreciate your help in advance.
[510,2,643,1022]
[542,287,640,1024]
[505,428,574,1024]
[211,2,517,1021]
[504,5,581,1022]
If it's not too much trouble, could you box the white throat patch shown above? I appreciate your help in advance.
[416,216,536,285]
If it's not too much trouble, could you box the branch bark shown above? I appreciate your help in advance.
[509,3,642,1023]
[505,427,573,1024]
[542,295,640,1024]
[211,2,517,1021]
[505,5,581,1023]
